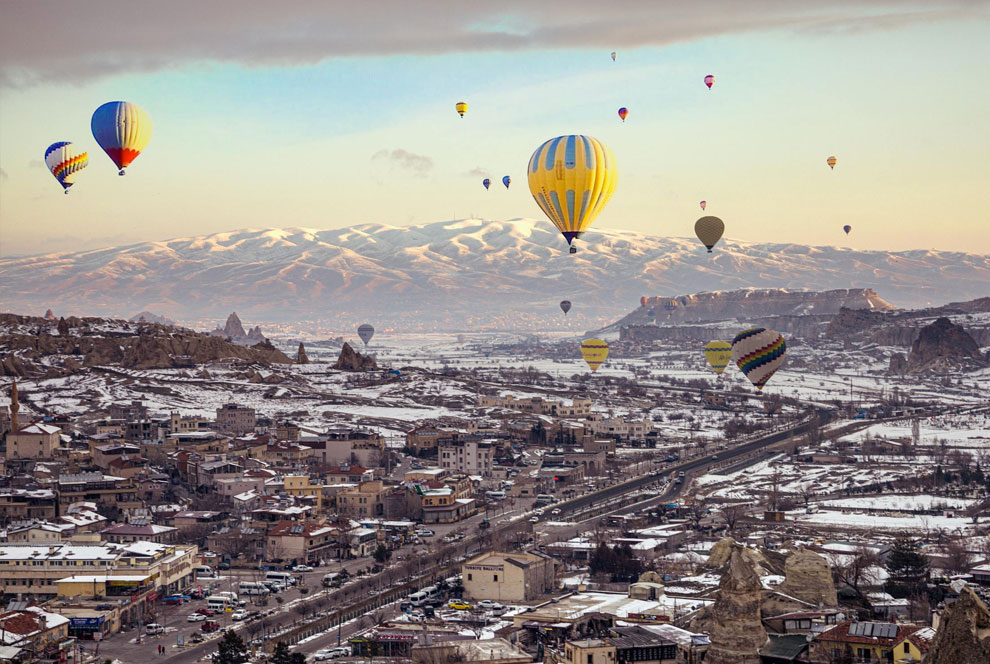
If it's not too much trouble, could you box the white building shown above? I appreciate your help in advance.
[439,440,494,477]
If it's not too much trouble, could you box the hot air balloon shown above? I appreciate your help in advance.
[618,107,628,122]
[640,296,648,308]
[695,216,725,253]
[502,175,511,189]
[580,339,608,372]
[357,324,375,346]
[704,74,715,90]
[843,224,852,235]
[610,51,617,62]
[482,178,491,190]
[455,101,468,118]
[528,135,618,254]
[731,328,786,391]
[827,156,837,170]
[560,300,572,316]
[699,200,707,211]
[91,101,152,175]
[44,142,88,193]
[704,341,733,375]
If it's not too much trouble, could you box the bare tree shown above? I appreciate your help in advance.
[720,504,746,532]
[941,538,973,576]
[831,545,883,599]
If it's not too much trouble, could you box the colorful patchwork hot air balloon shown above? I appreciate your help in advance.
[560,300,572,316]
[44,142,88,193]
[482,178,491,190]
[580,339,608,372]
[704,341,733,375]
[357,324,375,346]
[91,101,152,175]
[699,200,707,211]
[528,135,618,254]
[455,101,468,118]
[704,74,715,89]
[731,328,786,390]
[610,51,617,62]
[827,156,837,170]
[695,216,725,253]
[843,224,852,235]
[502,175,511,189]
[618,107,628,122]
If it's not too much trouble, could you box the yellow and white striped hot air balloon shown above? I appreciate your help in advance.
[704,341,733,375]
[528,135,618,254]
[580,338,609,372]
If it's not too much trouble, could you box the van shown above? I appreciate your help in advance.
[194,565,215,578]
[321,572,342,588]
[535,494,555,504]
[206,595,233,611]
[486,490,506,500]
[408,590,430,607]
[237,581,270,597]
[146,623,164,635]
[265,571,296,587]
[216,590,238,602]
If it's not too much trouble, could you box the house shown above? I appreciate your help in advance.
[809,622,924,664]
[336,481,388,519]
[564,626,679,664]
[4,423,62,459]
[266,520,337,564]
[326,464,374,484]
[0,607,70,662]
[100,522,178,544]
[462,551,556,601]
[417,485,476,524]
[866,592,911,620]
[892,626,934,663]
[56,472,141,511]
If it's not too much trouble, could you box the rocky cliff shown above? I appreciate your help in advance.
[900,317,987,373]
[926,587,990,664]
[332,342,377,372]
[826,298,990,348]
[209,312,267,345]
[129,311,176,326]
[0,313,290,377]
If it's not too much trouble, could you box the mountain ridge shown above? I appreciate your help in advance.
[1,218,988,330]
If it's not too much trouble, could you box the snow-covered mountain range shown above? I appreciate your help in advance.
[2,218,988,330]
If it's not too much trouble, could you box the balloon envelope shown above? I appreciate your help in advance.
[640,296,648,308]
[618,107,628,122]
[704,341,733,375]
[843,224,852,235]
[44,141,88,192]
[528,135,618,252]
[731,328,786,390]
[695,216,725,253]
[357,324,375,345]
[610,51,617,61]
[699,200,706,211]
[560,300,572,315]
[483,178,491,190]
[455,101,468,117]
[580,339,609,372]
[91,101,152,175]
[704,74,715,89]
[502,175,511,189]
[827,156,837,169]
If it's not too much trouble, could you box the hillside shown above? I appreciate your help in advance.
[1,218,988,330]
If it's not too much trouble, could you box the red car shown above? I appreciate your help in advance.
[202,620,221,632]
[194,608,217,616]
[162,597,183,606]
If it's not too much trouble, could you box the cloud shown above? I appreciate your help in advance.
[2,1,983,86]
[372,149,434,177]
[465,167,490,178]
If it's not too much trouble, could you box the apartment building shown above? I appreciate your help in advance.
[438,440,494,476]
[57,473,141,512]
[462,551,556,601]
[216,403,256,434]
[336,481,387,518]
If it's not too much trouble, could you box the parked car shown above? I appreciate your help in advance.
[293,565,313,572]
[202,620,221,632]
[529,516,539,523]
[315,647,351,660]
[550,508,562,516]
[195,608,218,616]
[477,600,497,610]
[187,613,206,622]
[449,602,472,610]
[162,596,183,606]
[217,562,231,571]
[231,610,248,621]
[146,623,164,635]
[442,535,456,543]
[415,528,435,537]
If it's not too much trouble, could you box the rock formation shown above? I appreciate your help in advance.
[332,342,377,372]
[129,311,176,326]
[887,352,908,375]
[56,317,69,336]
[776,549,838,608]
[926,587,990,664]
[705,541,769,664]
[905,317,986,373]
[44,309,56,320]
[223,312,246,338]
[297,343,309,364]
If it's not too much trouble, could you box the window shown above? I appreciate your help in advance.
[493,574,498,581]
[587,656,593,664]
[467,574,472,581]
[856,648,872,660]
[904,643,910,653]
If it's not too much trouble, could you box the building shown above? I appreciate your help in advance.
[809,622,924,664]
[0,489,57,522]
[462,551,556,602]
[57,472,141,512]
[99,523,178,544]
[405,425,462,455]
[109,401,149,422]
[0,607,70,662]
[587,416,654,441]
[564,626,678,664]
[439,439,494,476]
[266,520,337,565]
[4,423,62,459]
[336,481,387,519]
[216,403,256,434]
[478,395,592,418]
[892,626,934,663]
[326,464,374,484]
[418,486,476,524]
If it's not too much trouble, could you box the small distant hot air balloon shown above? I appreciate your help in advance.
[843,224,852,235]
[731,328,786,390]
[618,107,628,122]
[482,178,491,190]
[580,339,609,372]
[704,341,733,375]
[827,156,837,170]
[560,300,572,316]
[699,200,707,211]
[502,175,511,189]
[528,135,618,254]
[704,74,715,90]
[357,324,375,346]
[44,142,88,193]
[91,101,152,175]
[695,216,725,253]
[640,296,649,308]
[455,101,468,118]
[610,51,617,62]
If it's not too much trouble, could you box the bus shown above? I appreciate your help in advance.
[237,581,270,597]
[265,571,297,587]
[206,595,234,612]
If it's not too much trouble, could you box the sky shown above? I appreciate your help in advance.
[1,1,989,257]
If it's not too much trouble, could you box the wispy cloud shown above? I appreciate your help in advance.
[2,1,984,86]
[371,149,434,177]
[465,167,490,178]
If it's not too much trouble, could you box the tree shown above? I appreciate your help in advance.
[941,538,973,576]
[831,546,883,599]
[212,630,248,664]
[271,642,292,664]
[885,537,930,598]
[720,504,746,532]
[373,544,391,565]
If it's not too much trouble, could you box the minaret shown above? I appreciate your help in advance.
[10,380,19,432]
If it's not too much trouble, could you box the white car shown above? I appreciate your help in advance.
[186,613,206,623]
[146,623,165,634]
[551,509,562,516]
[231,610,248,621]
[442,535,456,543]
[314,647,351,661]
[477,600,497,610]
[293,565,314,572]
[415,529,435,537]
[529,516,539,523]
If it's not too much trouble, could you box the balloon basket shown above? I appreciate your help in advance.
[118,169,126,176]
[569,247,577,254]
